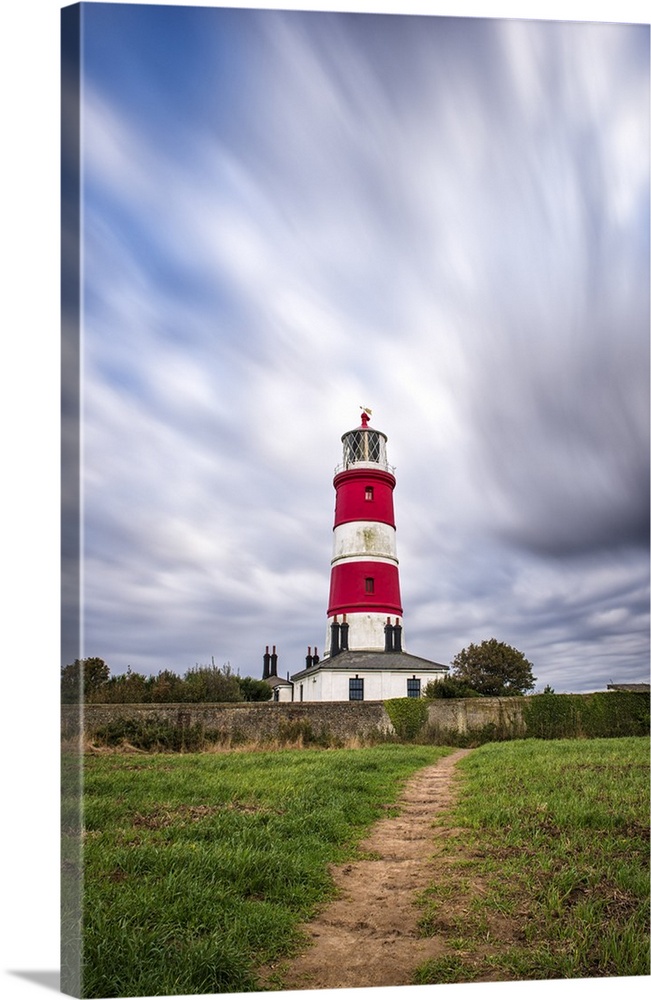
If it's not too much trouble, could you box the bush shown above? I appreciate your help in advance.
[425,721,514,748]
[84,663,244,704]
[275,718,337,747]
[181,665,242,703]
[424,677,481,699]
[237,677,273,701]
[89,717,224,752]
[523,692,650,740]
[384,698,429,741]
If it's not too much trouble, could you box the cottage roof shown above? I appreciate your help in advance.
[291,649,448,682]
[606,683,650,693]
[265,674,293,688]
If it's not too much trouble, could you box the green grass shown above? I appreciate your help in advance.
[414,736,650,985]
[81,744,451,997]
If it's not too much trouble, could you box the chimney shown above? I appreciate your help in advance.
[330,617,341,657]
[313,646,320,665]
[393,620,402,652]
[305,645,313,669]
[340,614,349,652]
[270,645,278,676]
[263,645,271,679]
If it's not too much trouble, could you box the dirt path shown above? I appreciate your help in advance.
[270,748,473,992]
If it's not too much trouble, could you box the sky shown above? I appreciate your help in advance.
[61,1,649,694]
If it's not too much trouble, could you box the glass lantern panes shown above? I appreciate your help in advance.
[342,429,388,469]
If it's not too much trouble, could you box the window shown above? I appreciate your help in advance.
[365,577,375,594]
[349,677,364,701]
[407,677,421,698]
[365,486,374,501]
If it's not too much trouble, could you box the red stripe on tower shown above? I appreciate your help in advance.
[328,561,402,617]
[333,468,396,527]
[325,409,404,655]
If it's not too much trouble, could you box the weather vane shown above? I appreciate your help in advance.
[360,405,372,427]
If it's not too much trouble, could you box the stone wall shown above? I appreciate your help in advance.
[62,699,395,743]
[425,696,528,739]
[63,697,528,744]
[63,694,646,746]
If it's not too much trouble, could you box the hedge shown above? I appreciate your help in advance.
[384,697,429,740]
[523,692,649,740]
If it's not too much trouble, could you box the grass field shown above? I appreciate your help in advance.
[414,736,650,984]
[81,744,451,998]
[80,737,649,997]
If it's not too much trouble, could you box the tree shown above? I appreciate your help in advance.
[450,638,536,697]
[237,677,273,702]
[148,669,185,702]
[94,666,150,703]
[61,657,110,703]
[181,664,242,703]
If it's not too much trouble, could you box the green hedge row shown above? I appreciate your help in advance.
[523,692,649,740]
[386,692,649,746]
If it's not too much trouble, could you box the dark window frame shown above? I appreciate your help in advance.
[349,676,364,701]
[407,677,421,698]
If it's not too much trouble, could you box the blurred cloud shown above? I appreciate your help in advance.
[74,6,649,691]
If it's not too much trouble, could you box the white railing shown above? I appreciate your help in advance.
[334,460,396,475]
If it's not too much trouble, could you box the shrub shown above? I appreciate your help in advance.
[274,718,337,747]
[89,717,223,752]
[384,697,429,741]
[81,662,244,704]
[424,678,481,699]
[181,665,242,703]
[425,721,513,748]
[523,692,650,740]
[237,677,273,701]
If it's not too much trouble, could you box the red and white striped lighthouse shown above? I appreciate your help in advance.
[325,409,404,657]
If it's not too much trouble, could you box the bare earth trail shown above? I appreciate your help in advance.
[270,748,473,992]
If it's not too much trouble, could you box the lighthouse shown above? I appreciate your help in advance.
[326,408,403,656]
[290,410,448,702]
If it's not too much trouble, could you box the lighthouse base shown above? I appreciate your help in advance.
[325,612,402,657]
